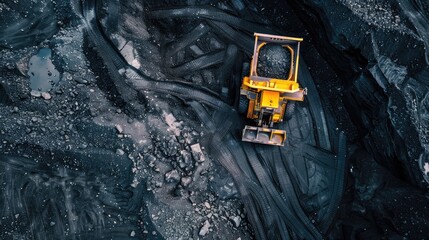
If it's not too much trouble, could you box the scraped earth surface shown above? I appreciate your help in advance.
[1,0,429,239]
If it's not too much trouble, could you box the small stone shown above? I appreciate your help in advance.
[130,231,135,237]
[180,150,193,172]
[116,149,125,155]
[50,221,56,226]
[74,77,88,84]
[131,180,139,188]
[199,220,210,236]
[191,143,205,162]
[165,170,180,183]
[165,113,176,127]
[181,177,192,187]
[118,68,126,75]
[41,92,51,100]
[230,216,241,227]
[30,90,41,97]
[115,124,123,134]
[155,181,163,188]
[31,117,38,122]
[204,202,211,209]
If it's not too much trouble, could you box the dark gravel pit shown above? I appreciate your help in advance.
[0,0,428,239]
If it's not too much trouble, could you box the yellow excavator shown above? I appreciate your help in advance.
[239,33,306,146]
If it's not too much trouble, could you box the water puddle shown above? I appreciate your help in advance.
[28,48,60,93]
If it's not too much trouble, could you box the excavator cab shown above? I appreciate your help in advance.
[239,33,306,146]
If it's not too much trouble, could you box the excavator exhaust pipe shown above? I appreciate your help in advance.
[241,125,286,146]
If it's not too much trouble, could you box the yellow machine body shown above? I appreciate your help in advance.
[240,33,306,146]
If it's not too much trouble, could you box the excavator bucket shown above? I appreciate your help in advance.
[241,125,286,146]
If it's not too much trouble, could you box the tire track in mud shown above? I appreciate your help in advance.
[190,99,345,239]
[81,0,231,111]
[149,6,278,35]
[0,147,153,239]
[80,0,347,239]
